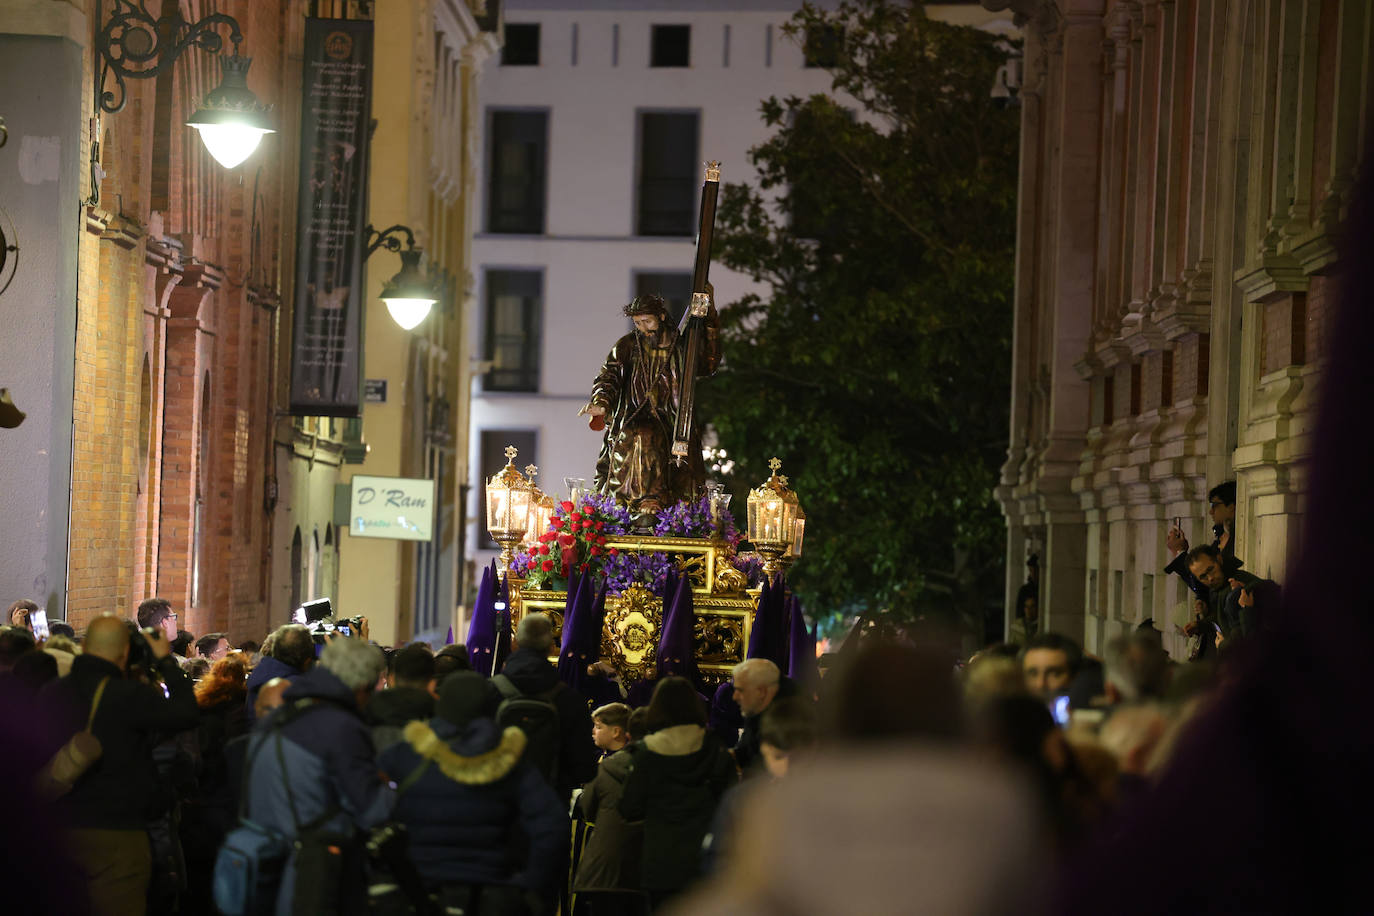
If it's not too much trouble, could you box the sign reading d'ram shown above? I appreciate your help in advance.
[349,475,435,542]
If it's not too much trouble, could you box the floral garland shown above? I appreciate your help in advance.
[515,491,754,596]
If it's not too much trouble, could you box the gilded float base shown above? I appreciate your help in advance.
[508,534,759,687]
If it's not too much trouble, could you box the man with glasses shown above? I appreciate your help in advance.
[1163,482,1241,599]
[136,597,185,663]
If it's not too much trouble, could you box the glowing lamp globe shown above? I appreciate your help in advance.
[380,248,439,330]
[186,53,274,169]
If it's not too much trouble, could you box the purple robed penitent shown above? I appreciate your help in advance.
[557,569,599,691]
[746,573,789,667]
[657,568,701,690]
[465,560,498,675]
[786,593,817,685]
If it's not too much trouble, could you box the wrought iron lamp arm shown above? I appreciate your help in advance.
[364,224,419,259]
[95,0,245,114]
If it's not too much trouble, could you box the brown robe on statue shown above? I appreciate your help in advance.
[589,308,720,510]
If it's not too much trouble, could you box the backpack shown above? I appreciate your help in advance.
[491,673,562,788]
[212,700,329,916]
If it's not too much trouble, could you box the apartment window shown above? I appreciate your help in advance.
[651,25,690,67]
[479,430,537,548]
[636,111,699,236]
[804,24,843,68]
[487,110,547,234]
[484,269,543,392]
[633,271,693,329]
[502,23,540,66]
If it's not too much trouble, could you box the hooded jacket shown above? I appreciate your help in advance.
[575,747,643,892]
[243,655,304,725]
[365,684,436,752]
[618,724,737,891]
[500,647,597,798]
[377,716,567,890]
[244,665,395,915]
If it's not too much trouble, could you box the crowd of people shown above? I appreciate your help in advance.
[0,521,1287,916]
[0,479,1304,915]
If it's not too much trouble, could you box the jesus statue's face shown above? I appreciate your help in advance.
[632,314,660,338]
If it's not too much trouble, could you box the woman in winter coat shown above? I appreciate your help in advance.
[377,670,567,915]
[185,654,249,902]
[618,676,737,910]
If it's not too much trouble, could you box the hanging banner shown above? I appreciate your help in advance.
[290,18,374,417]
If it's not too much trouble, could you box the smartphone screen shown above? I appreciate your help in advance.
[1051,695,1071,728]
[31,610,50,640]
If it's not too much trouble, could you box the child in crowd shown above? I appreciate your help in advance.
[592,702,632,759]
[756,698,816,780]
[577,704,647,915]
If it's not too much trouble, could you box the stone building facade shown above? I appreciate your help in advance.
[991,0,1372,655]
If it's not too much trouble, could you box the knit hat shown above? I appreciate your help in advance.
[436,670,495,727]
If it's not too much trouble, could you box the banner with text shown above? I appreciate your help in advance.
[350,475,436,541]
[290,18,373,416]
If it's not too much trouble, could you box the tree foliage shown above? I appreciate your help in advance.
[702,1,1019,639]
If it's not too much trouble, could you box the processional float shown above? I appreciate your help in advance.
[482,162,806,688]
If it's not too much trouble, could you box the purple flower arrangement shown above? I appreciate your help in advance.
[730,553,766,589]
[651,491,743,546]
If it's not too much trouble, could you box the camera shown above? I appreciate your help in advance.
[293,598,363,644]
[124,620,163,680]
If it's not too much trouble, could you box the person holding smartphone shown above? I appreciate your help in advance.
[1165,483,1240,594]
[8,597,38,631]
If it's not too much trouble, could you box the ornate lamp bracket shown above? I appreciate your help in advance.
[364,224,419,259]
[95,0,245,114]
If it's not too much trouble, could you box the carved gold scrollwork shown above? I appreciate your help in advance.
[693,615,744,665]
[713,561,748,596]
[677,553,708,590]
[602,585,662,682]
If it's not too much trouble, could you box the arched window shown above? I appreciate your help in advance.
[290,527,303,614]
[308,527,320,601]
[192,372,211,606]
[138,355,151,494]
[322,524,338,603]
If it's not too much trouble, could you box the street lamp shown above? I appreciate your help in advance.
[186,51,275,168]
[365,224,440,330]
[746,457,800,580]
[95,2,272,168]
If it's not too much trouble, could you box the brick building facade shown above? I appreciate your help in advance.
[991,0,1372,654]
[2,0,497,641]
[63,0,290,637]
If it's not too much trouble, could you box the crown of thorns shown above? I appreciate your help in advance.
[623,294,669,318]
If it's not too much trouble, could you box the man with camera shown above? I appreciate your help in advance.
[242,634,396,914]
[41,613,199,916]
